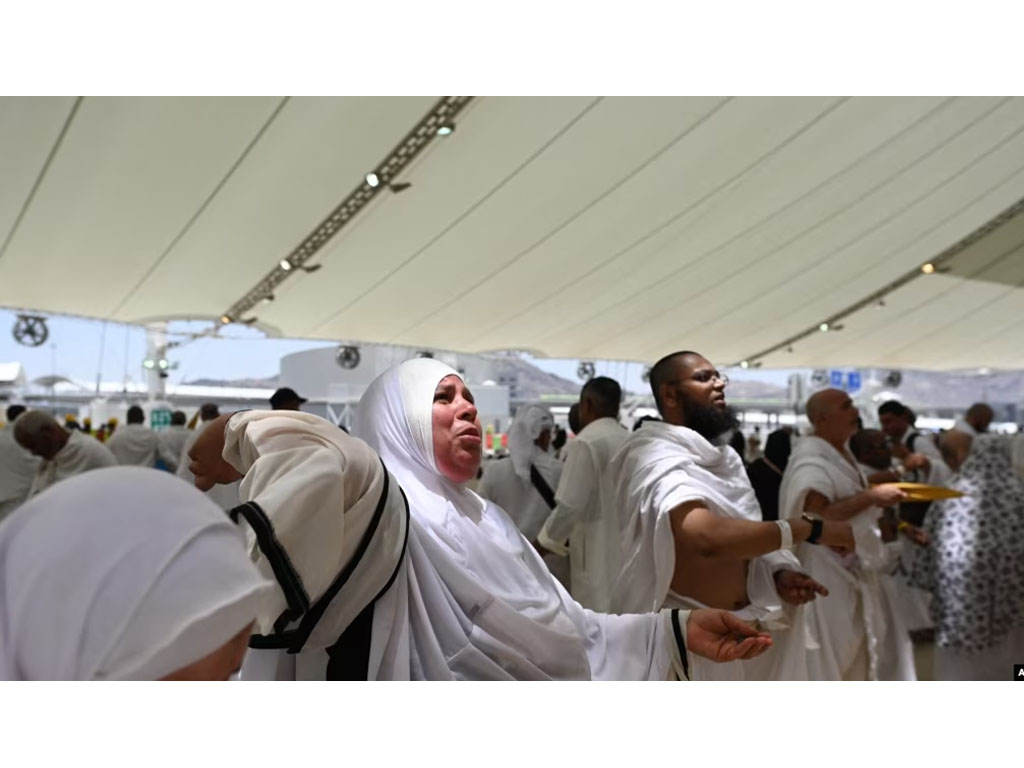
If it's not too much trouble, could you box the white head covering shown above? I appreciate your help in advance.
[508,402,554,481]
[354,357,485,523]
[0,466,272,680]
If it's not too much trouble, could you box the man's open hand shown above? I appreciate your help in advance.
[686,609,773,663]
[773,569,828,605]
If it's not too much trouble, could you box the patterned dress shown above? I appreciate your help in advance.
[911,435,1024,654]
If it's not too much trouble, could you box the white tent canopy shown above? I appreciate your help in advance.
[2,96,1024,370]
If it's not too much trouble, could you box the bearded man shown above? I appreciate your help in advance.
[609,351,853,680]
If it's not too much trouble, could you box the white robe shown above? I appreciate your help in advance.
[779,436,915,680]
[177,422,241,510]
[354,359,692,680]
[29,431,117,498]
[537,416,628,612]
[0,425,40,523]
[107,423,159,467]
[609,420,810,680]
[156,426,191,472]
[224,410,410,681]
[856,461,933,635]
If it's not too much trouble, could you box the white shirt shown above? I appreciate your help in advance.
[538,417,628,611]
[107,423,159,467]
[0,425,40,521]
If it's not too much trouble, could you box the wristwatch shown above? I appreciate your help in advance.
[801,513,824,545]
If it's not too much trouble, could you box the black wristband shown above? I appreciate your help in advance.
[802,514,824,545]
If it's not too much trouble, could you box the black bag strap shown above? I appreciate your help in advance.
[236,459,410,655]
[529,463,557,510]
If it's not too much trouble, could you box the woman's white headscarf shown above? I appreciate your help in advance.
[508,402,554,481]
[354,357,485,524]
[353,359,672,680]
[0,466,272,680]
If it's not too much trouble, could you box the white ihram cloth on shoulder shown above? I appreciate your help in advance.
[779,435,914,680]
[609,420,810,680]
[29,430,116,497]
[354,358,691,680]
[0,467,272,680]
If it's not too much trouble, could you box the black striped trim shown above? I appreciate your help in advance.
[282,460,403,654]
[242,461,411,656]
[229,501,310,634]
[670,609,690,681]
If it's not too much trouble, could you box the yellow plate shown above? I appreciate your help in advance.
[888,482,965,501]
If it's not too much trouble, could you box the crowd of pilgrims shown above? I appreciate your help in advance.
[1,352,1023,680]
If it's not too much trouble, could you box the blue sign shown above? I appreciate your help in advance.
[847,371,862,393]
[830,370,844,387]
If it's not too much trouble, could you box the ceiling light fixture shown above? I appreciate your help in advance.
[365,172,380,188]
[219,315,232,325]
[819,322,830,332]
[740,360,749,369]
[437,122,455,136]
[280,259,292,271]
[921,263,936,274]
[262,294,275,304]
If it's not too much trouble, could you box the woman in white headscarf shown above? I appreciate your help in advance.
[0,466,272,680]
[477,402,569,584]
[354,358,771,680]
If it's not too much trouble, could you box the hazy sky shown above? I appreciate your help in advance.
[0,308,798,392]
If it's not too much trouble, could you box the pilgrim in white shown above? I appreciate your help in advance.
[0,467,271,680]
[14,410,116,497]
[779,389,914,680]
[537,376,628,611]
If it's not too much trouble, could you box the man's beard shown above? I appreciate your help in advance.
[680,391,739,442]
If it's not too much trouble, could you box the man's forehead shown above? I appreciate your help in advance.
[678,353,713,373]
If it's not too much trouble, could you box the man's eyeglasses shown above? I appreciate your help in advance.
[688,370,729,386]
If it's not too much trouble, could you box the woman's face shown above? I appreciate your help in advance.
[160,622,253,681]
[432,374,483,483]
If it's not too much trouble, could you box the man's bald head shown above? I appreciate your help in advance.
[14,411,70,460]
[806,388,860,446]
[965,403,994,434]
[187,413,243,492]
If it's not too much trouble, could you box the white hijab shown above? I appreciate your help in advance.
[508,402,554,481]
[0,466,272,680]
[354,359,670,680]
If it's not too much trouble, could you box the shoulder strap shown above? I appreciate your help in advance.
[529,463,557,510]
